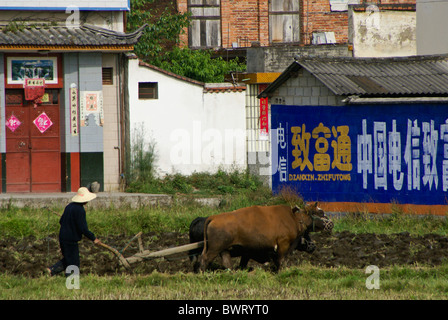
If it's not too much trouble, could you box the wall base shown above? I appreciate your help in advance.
[318,201,448,216]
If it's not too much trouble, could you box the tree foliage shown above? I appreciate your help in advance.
[156,47,245,83]
[126,0,190,61]
[127,0,245,83]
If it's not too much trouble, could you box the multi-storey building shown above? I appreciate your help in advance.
[0,1,143,193]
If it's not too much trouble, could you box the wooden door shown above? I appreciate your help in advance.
[5,89,61,192]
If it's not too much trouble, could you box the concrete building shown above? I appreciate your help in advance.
[177,0,350,50]
[348,3,416,57]
[127,56,247,177]
[417,0,448,55]
[0,1,144,193]
[258,55,448,214]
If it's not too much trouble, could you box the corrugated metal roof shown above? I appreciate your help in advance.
[259,55,448,98]
[300,56,448,96]
[0,24,146,47]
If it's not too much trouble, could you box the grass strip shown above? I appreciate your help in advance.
[1,263,448,300]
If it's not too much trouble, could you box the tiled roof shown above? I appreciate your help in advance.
[138,59,246,92]
[204,83,246,93]
[0,24,146,48]
[259,55,448,98]
[138,59,205,87]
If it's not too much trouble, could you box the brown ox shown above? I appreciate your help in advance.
[200,203,331,272]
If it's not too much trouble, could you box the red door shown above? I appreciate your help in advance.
[5,89,61,192]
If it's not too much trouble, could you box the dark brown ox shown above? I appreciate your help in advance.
[200,203,331,272]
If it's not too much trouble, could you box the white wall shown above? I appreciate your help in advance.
[128,58,247,176]
[0,11,125,32]
[350,9,416,57]
[102,53,121,191]
[417,0,448,55]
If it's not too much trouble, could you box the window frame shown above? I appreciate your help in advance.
[269,0,300,44]
[102,67,114,86]
[138,82,159,100]
[188,0,221,49]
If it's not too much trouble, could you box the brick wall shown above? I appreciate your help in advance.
[177,0,349,49]
[177,0,270,48]
[175,0,418,49]
[301,0,348,45]
[0,0,128,9]
[141,0,181,50]
[220,0,269,48]
[177,0,188,47]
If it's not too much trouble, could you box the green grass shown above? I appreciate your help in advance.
[1,184,448,300]
[0,186,287,239]
[332,211,448,236]
[2,263,448,300]
[126,168,266,196]
[1,199,447,239]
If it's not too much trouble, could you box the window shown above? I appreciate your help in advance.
[138,82,158,100]
[102,67,113,85]
[329,0,356,12]
[188,0,221,48]
[269,0,300,43]
[41,89,59,105]
[5,90,23,106]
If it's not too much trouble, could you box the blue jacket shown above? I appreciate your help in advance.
[59,202,96,242]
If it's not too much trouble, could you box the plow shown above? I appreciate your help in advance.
[98,232,204,270]
[46,203,334,272]
[46,208,203,271]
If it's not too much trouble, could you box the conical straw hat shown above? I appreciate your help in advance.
[72,187,97,203]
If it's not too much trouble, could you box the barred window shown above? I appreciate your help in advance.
[102,67,113,85]
[138,82,158,100]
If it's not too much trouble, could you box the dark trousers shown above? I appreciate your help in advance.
[49,241,80,277]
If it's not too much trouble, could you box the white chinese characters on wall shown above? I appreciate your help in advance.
[272,104,448,205]
[357,118,446,192]
[79,91,104,127]
[33,112,53,133]
[6,115,21,132]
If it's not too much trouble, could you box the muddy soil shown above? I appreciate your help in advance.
[1,231,448,278]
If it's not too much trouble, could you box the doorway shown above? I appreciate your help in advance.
[5,89,61,192]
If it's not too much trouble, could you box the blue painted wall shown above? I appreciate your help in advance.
[271,104,448,205]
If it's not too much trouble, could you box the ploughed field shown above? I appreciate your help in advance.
[2,231,448,277]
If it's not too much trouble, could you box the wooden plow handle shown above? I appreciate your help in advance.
[97,241,131,269]
[44,207,133,270]
[87,230,206,269]
[120,231,143,254]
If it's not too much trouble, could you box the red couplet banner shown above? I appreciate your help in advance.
[260,97,269,140]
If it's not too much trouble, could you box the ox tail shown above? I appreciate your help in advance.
[202,217,213,255]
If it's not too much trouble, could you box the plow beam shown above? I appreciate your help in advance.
[125,241,204,265]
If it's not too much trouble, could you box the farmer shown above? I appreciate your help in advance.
[47,187,101,277]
